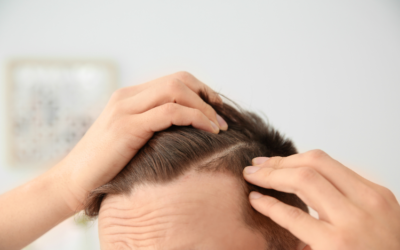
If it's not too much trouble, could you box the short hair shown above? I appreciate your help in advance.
[85,92,308,250]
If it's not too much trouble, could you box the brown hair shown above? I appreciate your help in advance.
[85,92,308,250]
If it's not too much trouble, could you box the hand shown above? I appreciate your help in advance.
[243,150,400,250]
[55,71,228,211]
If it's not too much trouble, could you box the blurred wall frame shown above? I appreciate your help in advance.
[6,59,118,168]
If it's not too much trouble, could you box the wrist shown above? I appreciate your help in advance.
[47,161,87,214]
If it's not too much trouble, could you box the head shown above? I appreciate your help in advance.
[85,92,308,250]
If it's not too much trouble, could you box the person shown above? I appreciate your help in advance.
[84,91,308,250]
[0,72,399,250]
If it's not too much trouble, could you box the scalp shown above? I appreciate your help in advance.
[85,91,307,250]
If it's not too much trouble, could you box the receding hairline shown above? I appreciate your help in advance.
[98,168,268,249]
[85,90,307,250]
[101,141,255,203]
[98,142,266,237]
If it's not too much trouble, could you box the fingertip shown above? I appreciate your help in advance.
[210,120,220,134]
[252,157,269,166]
[216,114,228,131]
[244,166,261,175]
[249,191,264,200]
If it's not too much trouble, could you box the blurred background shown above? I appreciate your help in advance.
[0,0,399,249]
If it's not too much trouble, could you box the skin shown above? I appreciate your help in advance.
[0,71,399,249]
[244,150,400,250]
[0,72,228,250]
[98,171,267,250]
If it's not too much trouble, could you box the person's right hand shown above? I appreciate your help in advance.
[244,150,400,250]
[54,71,228,212]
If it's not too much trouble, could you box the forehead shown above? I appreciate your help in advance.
[98,171,266,250]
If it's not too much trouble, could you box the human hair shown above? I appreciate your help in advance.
[84,92,308,250]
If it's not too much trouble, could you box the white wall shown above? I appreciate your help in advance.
[1,0,400,248]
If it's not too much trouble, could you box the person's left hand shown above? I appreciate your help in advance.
[243,150,400,250]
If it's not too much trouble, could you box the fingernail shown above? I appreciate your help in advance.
[252,157,269,166]
[216,114,228,130]
[250,191,263,199]
[244,166,260,174]
[210,120,219,133]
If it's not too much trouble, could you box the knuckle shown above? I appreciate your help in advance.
[260,169,274,184]
[296,167,318,183]
[161,103,178,115]
[302,149,329,166]
[378,186,397,202]
[306,149,329,161]
[174,71,194,82]
[110,88,126,101]
[270,156,284,169]
[286,206,303,221]
[367,190,390,211]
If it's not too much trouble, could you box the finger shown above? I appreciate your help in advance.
[119,79,228,130]
[243,166,351,221]
[252,150,392,207]
[249,192,331,245]
[121,72,223,104]
[169,71,223,104]
[137,103,220,134]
